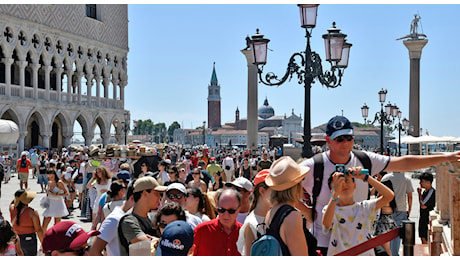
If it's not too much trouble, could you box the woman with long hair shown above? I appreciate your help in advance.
[185,186,215,222]
[211,171,224,191]
[236,169,272,255]
[9,190,44,256]
[102,180,126,218]
[264,156,311,256]
[164,166,179,186]
[42,169,69,231]
[188,167,207,192]
[86,166,112,229]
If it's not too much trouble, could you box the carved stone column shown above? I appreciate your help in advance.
[55,68,64,102]
[95,75,102,106]
[112,78,119,103]
[41,132,52,149]
[17,60,27,97]
[75,71,83,104]
[101,132,110,147]
[86,74,93,105]
[31,63,41,99]
[43,65,52,100]
[82,132,94,147]
[18,132,27,154]
[66,70,73,103]
[2,58,14,96]
[241,49,259,153]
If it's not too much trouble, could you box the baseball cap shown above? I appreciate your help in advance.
[42,221,100,254]
[166,182,187,194]
[160,220,194,256]
[133,176,167,193]
[326,116,354,140]
[253,169,270,186]
[116,170,131,183]
[225,177,253,192]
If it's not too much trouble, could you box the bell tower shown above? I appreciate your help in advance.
[207,62,221,129]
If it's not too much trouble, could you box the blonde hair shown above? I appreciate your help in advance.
[270,182,302,205]
[119,163,130,171]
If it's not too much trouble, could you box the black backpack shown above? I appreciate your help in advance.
[310,150,372,221]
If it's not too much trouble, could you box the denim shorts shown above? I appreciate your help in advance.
[37,174,48,185]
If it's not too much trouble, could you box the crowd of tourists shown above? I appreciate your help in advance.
[0,115,455,256]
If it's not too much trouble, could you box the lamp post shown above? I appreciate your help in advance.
[361,89,399,155]
[394,114,410,156]
[248,4,352,158]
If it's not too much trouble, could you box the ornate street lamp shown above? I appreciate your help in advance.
[394,112,410,156]
[361,88,399,155]
[249,4,352,158]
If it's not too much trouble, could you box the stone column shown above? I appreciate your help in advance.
[2,58,14,96]
[31,63,41,99]
[101,132,110,147]
[55,68,63,102]
[241,49,259,154]
[18,61,27,97]
[119,80,127,107]
[41,132,52,149]
[43,65,52,100]
[403,39,428,155]
[18,132,27,154]
[75,71,82,104]
[82,132,94,147]
[103,77,110,98]
[112,78,119,103]
[66,70,73,103]
[450,161,460,255]
[437,163,450,222]
[95,75,102,106]
[86,74,93,106]
[62,134,72,148]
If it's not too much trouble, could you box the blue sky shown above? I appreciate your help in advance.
[123,4,460,138]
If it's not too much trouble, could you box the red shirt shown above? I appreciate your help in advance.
[16,158,31,173]
[193,218,242,256]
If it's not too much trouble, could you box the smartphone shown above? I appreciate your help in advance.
[335,164,346,177]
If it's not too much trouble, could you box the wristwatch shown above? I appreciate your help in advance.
[363,173,369,182]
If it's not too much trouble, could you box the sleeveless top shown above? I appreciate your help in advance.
[241,166,251,180]
[10,207,35,234]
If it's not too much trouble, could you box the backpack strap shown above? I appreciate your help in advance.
[267,204,297,256]
[352,149,372,175]
[311,153,324,221]
[118,214,131,255]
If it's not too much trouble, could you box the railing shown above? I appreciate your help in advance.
[430,159,460,256]
[0,84,124,111]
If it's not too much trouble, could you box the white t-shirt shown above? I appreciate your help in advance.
[97,206,126,256]
[103,200,125,219]
[185,210,202,229]
[236,211,264,256]
[322,199,377,256]
[300,151,389,247]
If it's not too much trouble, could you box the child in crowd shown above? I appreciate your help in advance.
[417,171,436,244]
[322,167,394,256]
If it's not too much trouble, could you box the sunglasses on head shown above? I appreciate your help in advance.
[217,207,237,214]
[334,135,354,143]
[167,193,185,200]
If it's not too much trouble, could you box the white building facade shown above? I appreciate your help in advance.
[0,4,129,152]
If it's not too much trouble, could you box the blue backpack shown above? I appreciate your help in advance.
[250,205,295,256]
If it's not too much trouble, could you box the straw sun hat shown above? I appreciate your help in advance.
[14,190,36,207]
[265,156,310,191]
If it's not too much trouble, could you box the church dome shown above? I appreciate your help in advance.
[258,97,275,119]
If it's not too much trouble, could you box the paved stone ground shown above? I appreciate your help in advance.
[0,168,92,253]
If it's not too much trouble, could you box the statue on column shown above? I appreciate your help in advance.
[397,13,427,41]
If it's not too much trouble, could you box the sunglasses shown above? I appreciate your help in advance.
[168,171,176,174]
[192,172,200,175]
[334,135,354,143]
[217,207,237,214]
[167,193,185,200]
[157,222,168,229]
[141,165,147,167]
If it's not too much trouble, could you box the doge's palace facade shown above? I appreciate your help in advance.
[0,4,129,153]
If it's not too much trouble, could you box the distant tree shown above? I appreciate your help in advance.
[168,121,181,142]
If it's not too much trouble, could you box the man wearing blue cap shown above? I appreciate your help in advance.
[159,220,195,256]
[299,115,460,256]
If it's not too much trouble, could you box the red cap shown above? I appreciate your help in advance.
[211,157,216,161]
[253,169,270,186]
[42,221,100,254]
